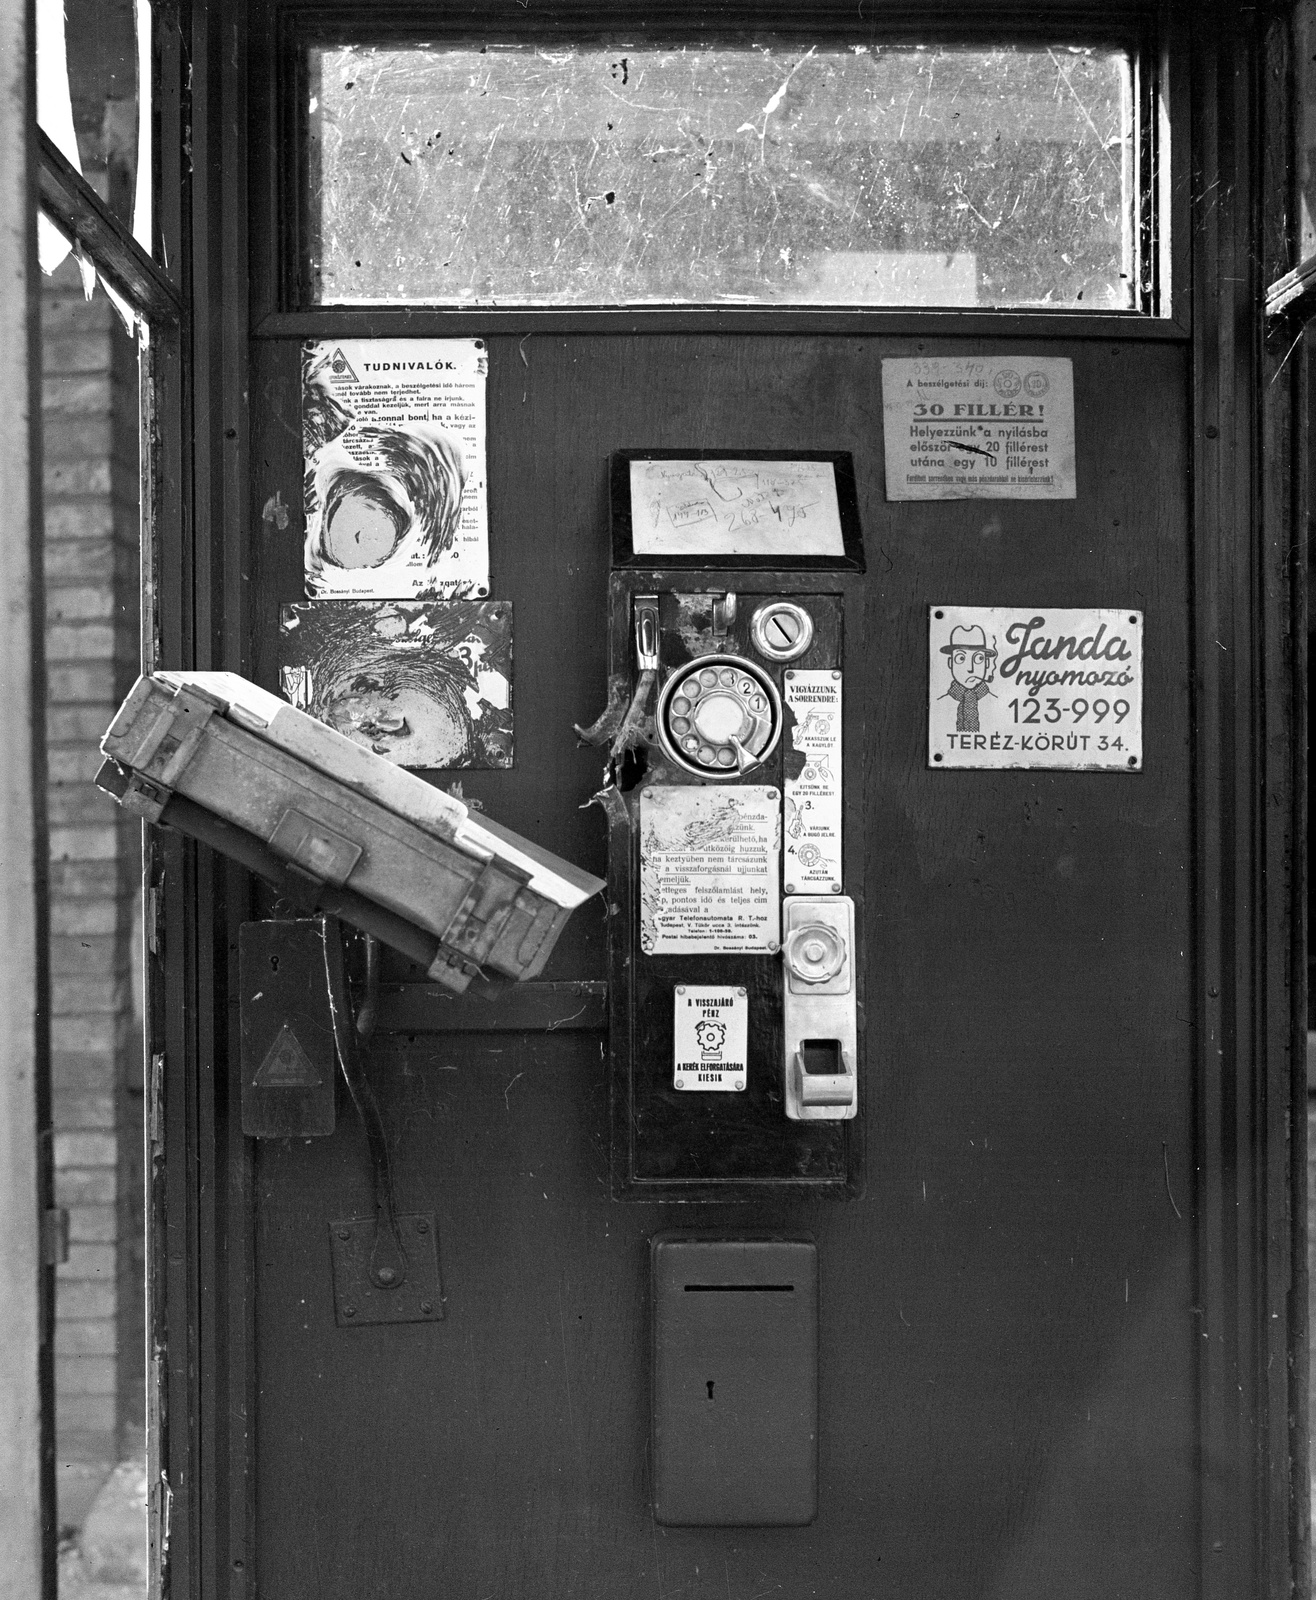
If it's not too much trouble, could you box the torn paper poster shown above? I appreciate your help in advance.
[302,338,488,598]
[883,357,1076,500]
[279,600,512,769]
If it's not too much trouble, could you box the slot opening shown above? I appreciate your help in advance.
[683,1284,795,1293]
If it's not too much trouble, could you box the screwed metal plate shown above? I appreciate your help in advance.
[328,1214,443,1327]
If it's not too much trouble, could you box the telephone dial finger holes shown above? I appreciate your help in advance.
[656,653,783,778]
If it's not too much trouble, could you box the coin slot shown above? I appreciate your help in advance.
[799,1039,842,1075]
[751,601,815,662]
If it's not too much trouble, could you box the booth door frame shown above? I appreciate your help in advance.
[146,3,1307,1596]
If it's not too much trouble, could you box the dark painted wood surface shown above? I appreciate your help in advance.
[247,332,1196,1596]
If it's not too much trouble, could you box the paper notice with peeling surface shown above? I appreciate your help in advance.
[640,785,781,954]
[302,338,489,599]
[883,357,1075,500]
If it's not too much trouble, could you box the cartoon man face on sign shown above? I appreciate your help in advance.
[694,1019,726,1059]
[940,624,998,732]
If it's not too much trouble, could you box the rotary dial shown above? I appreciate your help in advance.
[657,654,783,778]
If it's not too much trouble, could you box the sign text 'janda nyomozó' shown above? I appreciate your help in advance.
[928,606,1143,771]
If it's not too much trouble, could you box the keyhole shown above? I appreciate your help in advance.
[706,1380,715,1401]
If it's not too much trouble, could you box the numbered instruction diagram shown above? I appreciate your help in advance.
[784,670,842,892]
[639,785,781,955]
[883,357,1075,501]
[928,606,1143,772]
[302,338,489,599]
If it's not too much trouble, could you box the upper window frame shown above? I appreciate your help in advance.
[250,0,1187,340]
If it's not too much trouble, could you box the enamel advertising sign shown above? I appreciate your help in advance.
[928,606,1143,771]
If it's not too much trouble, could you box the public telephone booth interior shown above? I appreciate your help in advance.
[117,2,1309,1596]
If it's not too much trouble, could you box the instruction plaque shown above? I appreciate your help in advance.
[673,987,748,1092]
[883,356,1076,501]
[784,670,843,892]
[640,785,781,955]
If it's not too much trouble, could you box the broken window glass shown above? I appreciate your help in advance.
[304,41,1138,310]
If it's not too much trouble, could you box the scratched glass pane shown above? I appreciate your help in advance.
[305,43,1135,308]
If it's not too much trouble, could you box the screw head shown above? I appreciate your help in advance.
[734,1080,744,1091]
[676,985,686,995]
[416,1220,429,1234]
[420,1301,433,1314]
[676,1078,685,1089]
[376,1266,397,1286]
[832,670,841,680]
[784,882,796,894]
[830,882,841,894]
[343,1305,356,1318]
[737,987,746,996]
[336,1228,350,1240]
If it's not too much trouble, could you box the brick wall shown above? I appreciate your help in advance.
[42,256,144,1530]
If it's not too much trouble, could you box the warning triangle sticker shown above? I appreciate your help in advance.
[254,1023,323,1089]
[328,346,360,383]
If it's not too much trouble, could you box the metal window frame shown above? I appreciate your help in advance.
[32,16,193,1600]
[36,129,182,325]
[250,0,1188,339]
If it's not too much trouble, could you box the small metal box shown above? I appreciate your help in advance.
[651,1236,818,1527]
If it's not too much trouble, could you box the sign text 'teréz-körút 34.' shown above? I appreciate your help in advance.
[928,606,1143,772]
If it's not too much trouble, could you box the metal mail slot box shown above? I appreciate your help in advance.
[98,672,603,993]
[651,1236,818,1527]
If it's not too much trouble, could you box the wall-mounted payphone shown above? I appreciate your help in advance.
[586,452,866,1199]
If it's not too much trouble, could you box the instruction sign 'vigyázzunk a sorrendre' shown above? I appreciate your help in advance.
[883,357,1076,500]
[928,606,1143,771]
[784,671,843,893]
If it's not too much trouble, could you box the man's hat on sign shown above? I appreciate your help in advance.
[940,624,998,657]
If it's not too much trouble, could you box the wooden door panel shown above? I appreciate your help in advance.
[251,334,1195,1596]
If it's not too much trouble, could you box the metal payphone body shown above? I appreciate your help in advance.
[597,451,866,1198]
[602,572,865,1197]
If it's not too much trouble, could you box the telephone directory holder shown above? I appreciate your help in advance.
[600,451,866,1200]
[97,671,604,992]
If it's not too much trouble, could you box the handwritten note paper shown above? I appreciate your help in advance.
[629,459,845,558]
